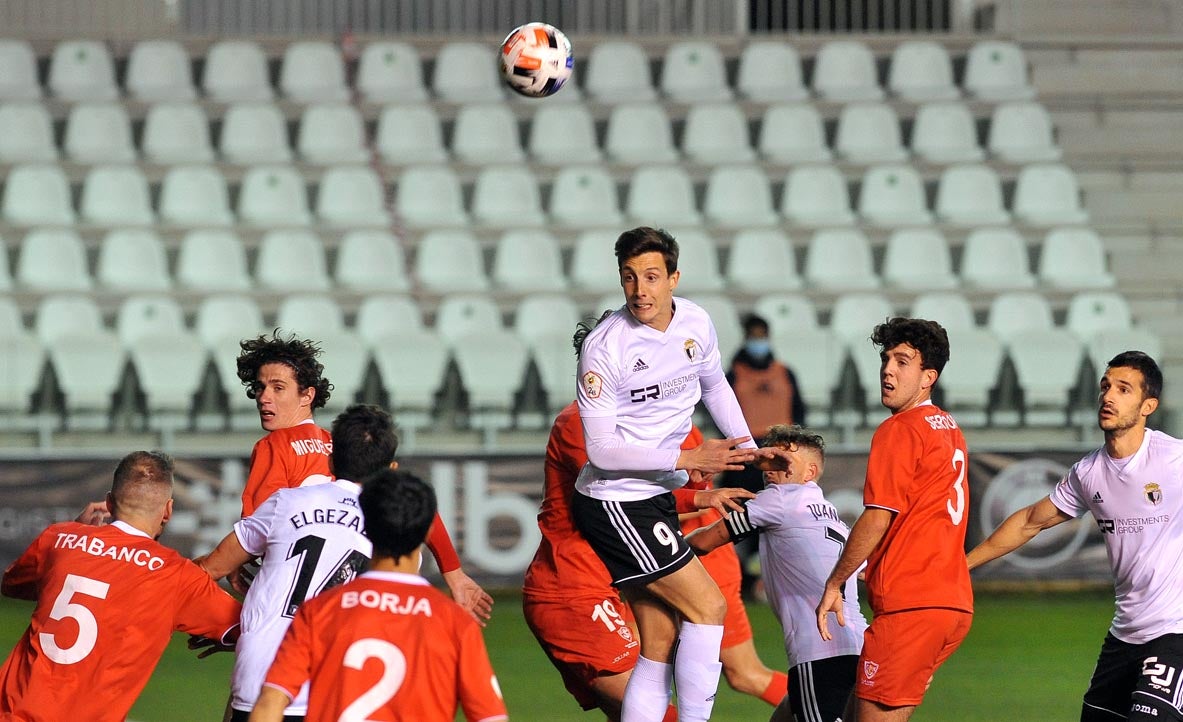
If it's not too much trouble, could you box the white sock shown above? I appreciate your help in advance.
[673,621,724,722]
[622,655,673,722]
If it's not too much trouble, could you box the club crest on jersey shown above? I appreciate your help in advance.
[582,371,603,399]
[1146,483,1163,505]
[683,339,699,361]
[864,661,879,679]
[617,625,634,643]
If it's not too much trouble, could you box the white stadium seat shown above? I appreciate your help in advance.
[667,228,724,292]
[491,230,568,292]
[857,165,933,226]
[16,229,91,291]
[570,230,625,292]
[812,40,883,101]
[585,41,657,103]
[79,165,155,226]
[280,41,349,103]
[435,294,505,345]
[2,164,76,226]
[758,103,833,163]
[415,230,489,293]
[0,40,41,100]
[661,41,733,102]
[682,103,755,165]
[176,230,251,291]
[142,103,216,164]
[219,103,292,164]
[781,165,855,227]
[934,164,1011,226]
[65,102,136,163]
[471,165,546,228]
[626,166,701,226]
[237,165,312,226]
[548,165,624,228]
[888,41,959,101]
[0,102,58,163]
[357,41,428,103]
[49,40,117,101]
[1066,292,1133,339]
[126,40,195,102]
[835,102,907,164]
[297,104,369,164]
[356,295,425,342]
[1038,228,1116,290]
[255,230,331,291]
[736,41,808,102]
[605,103,679,164]
[202,40,274,102]
[158,165,235,227]
[335,231,411,292]
[528,104,602,165]
[702,165,777,227]
[432,42,505,103]
[964,41,1036,101]
[315,166,391,227]
[452,103,525,165]
[376,105,448,164]
[726,229,802,292]
[910,292,976,331]
[394,165,467,228]
[1013,164,1089,226]
[96,229,171,291]
[989,102,1063,163]
[804,229,880,290]
[883,229,958,291]
[961,228,1037,290]
[911,102,984,163]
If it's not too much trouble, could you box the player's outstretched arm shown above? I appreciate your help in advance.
[691,485,755,515]
[967,495,1072,571]
[74,500,111,525]
[196,531,253,582]
[817,507,893,641]
[247,687,291,722]
[685,519,732,555]
[442,568,494,626]
[677,437,758,475]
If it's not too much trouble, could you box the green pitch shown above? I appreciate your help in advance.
[0,589,1113,721]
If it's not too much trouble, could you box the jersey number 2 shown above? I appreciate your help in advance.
[41,573,110,664]
[948,448,967,526]
[339,638,407,722]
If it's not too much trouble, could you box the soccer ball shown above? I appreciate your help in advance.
[499,22,574,98]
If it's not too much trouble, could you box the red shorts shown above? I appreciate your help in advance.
[523,593,640,710]
[856,608,972,707]
[717,574,753,649]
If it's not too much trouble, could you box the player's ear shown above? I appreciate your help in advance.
[669,269,680,291]
[1141,395,1159,418]
[921,367,938,390]
[299,384,315,408]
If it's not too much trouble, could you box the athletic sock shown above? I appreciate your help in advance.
[673,622,724,722]
[760,671,790,706]
[622,655,673,722]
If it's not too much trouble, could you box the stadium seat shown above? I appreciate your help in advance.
[910,291,976,331]
[1086,328,1163,375]
[988,102,1062,163]
[0,297,45,421]
[911,102,984,163]
[237,165,312,226]
[297,104,369,164]
[961,228,1037,290]
[275,294,346,336]
[0,102,57,163]
[454,329,531,431]
[142,103,216,164]
[570,230,625,292]
[394,165,468,227]
[585,41,657,103]
[1012,164,1089,226]
[835,102,907,163]
[625,166,701,226]
[452,103,525,165]
[0,235,10,291]
[158,165,235,227]
[687,294,742,362]
[528,103,602,165]
[702,164,778,227]
[96,229,171,291]
[940,328,1005,427]
[548,165,624,228]
[758,103,833,163]
[202,40,274,102]
[369,328,450,430]
[726,229,802,292]
[127,326,207,428]
[0,40,41,100]
[736,41,808,102]
[36,295,124,428]
[16,228,91,291]
[1038,228,1116,289]
[660,41,733,102]
[356,295,425,342]
[491,230,568,292]
[604,102,679,164]
[64,102,136,164]
[754,294,819,333]
[830,293,895,346]
[79,165,155,226]
[335,231,411,292]
[315,165,391,227]
[513,294,582,351]
[667,228,725,292]
[376,105,448,164]
[530,331,580,415]
[49,40,117,101]
[934,164,1011,226]
[471,165,546,228]
[176,230,251,291]
[1007,328,1085,425]
[770,326,846,424]
[195,294,266,421]
[682,103,756,164]
[277,296,368,416]
[882,229,958,290]
[280,41,349,103]
[126,40,195,101]
[812,40,883,101]
[115,295,188,346]
[803,229,880,290]
[2,164,76,226]
[857,165,933,226]
[435,294,505,345]
[887,40,959,101]
[1066,292,1133,340]
[415,230,489,293]
[357,41,428,103]
[432,42,505,103]
[780,165,855,227]
[987,291,1055,341]
[255,229,330,291]
[219,103,293,164]
[964,41,1036,101]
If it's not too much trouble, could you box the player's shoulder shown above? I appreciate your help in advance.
[1145,428,1183,458]
[583,308,632,348]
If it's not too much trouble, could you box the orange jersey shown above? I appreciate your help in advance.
[242,421,333,516]
[0,521,241,722]
[863,403,973,615]
[263,571,507,722]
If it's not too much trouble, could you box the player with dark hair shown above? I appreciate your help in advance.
[969,351,1183,722]
[571,227,788,721]
[250,469,508,722]
[0,451,242,721]
[817,317,972,722]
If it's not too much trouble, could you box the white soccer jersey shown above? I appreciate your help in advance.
[1049,428,1183,644]
[744,482,867,667]
[230,479,371,714]
[576,298,751,501]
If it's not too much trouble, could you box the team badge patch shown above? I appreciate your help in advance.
[683,339,699,361]
[864,661,879,679]
[1146,483,1163,505]
[582,371,603,399]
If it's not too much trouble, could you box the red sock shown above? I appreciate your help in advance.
[661,704,678,722]
[760,671,789,706]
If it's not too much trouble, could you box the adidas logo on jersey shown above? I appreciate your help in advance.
[1092,491,1104,504]
[632,358,649,372]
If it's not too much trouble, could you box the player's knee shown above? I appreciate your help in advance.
[696,588,727,625]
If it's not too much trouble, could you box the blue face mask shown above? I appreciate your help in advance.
[744,338,771,360]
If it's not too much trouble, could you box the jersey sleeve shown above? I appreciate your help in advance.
[1,527,51,600]
[722,508,760,542]
[172,559,244,643]
[743,488,781,530]
[699,366,756,449]
[1048,465,1089,518]
[424,513,462,574]
[243,436,288,517]
[261,601,316,702]
[456,615,509,722]
[863,420,919,513]
[576,336,620,420]
[234,492,281,557]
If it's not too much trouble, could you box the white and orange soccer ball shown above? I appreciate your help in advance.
[499,22,574,98]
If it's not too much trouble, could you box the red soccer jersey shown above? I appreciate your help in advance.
[863,402,973,615]
[241,420,333,516]
[263,571,507,722]
[0,521,242,722]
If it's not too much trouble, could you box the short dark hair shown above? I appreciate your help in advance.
[762,425,825,460]
[1107,351,1163,400]
[871,317,950,375]
[573,309,615,359]
[110,451,174,516]
[236,330,332,409]
[742,313,769,336]
[330,404,399,482]
[359,469,437,560]
[614,227,679,275]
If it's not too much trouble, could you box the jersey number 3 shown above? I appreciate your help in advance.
[41,573,110,664]
[947,448,967,526]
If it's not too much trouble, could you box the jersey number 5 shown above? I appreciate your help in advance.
[948,448,967,526]
[41,573,110,664]
[339,638,407,722]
